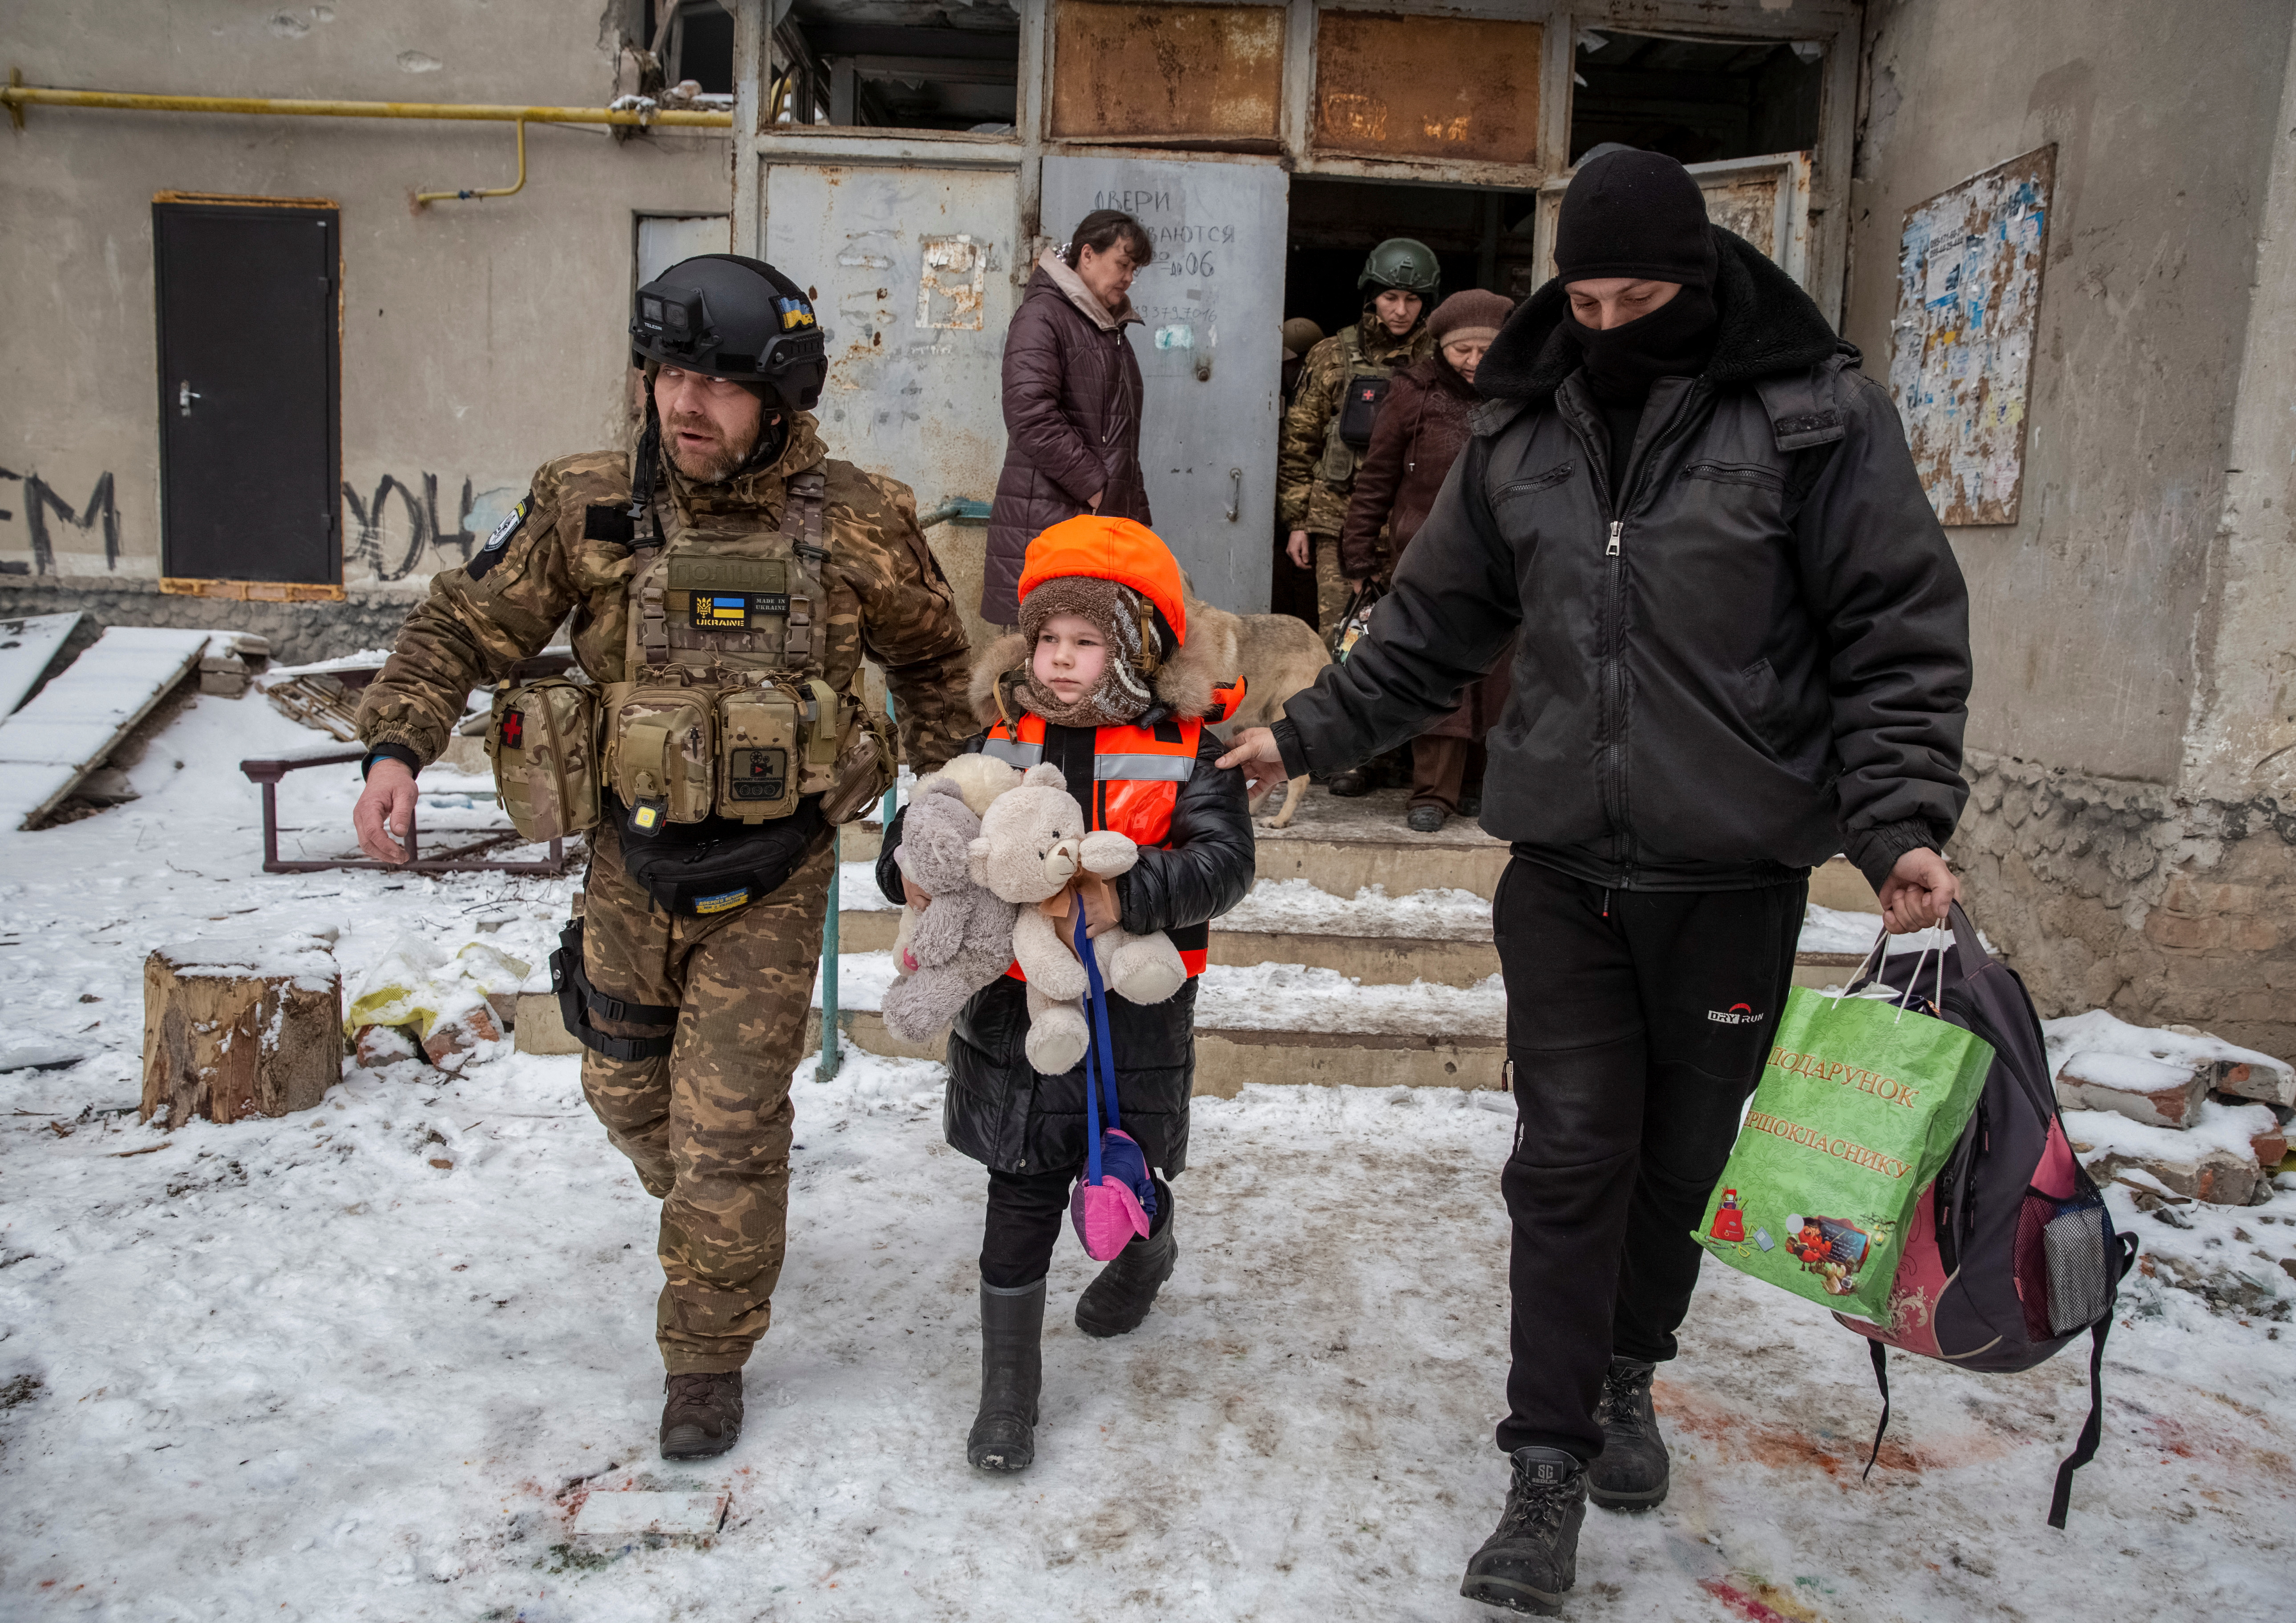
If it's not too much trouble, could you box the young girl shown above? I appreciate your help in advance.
[877,514,1254,1472]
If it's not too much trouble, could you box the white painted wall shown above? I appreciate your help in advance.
[0,0,729,590]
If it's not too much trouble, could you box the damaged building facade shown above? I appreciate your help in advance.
[3,0,2292,1057]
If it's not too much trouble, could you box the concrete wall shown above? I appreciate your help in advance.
[1846,0,2296,1058]
[0,0,726,597]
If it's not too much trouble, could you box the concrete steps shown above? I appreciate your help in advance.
[832,786,1885,992]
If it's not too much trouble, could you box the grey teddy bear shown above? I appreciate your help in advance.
[878,757,1023,1045]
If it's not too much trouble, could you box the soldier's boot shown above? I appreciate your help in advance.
[1459,1446,1589,1616]
[660,1371,744,1460]
[1075,1180,1176,1338]
[967,1278,1046,1473]
[1588,1357,1670,1510]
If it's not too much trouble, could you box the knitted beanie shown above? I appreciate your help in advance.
[1017,572,1162,728]
[1554,147,1717,290]
[1428,289,1514,349]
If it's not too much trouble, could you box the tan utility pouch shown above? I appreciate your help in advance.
[817,689,896,826]
[715,680,804,823]
[1317,416,1360,487]
[602,672,718,832]
[487,677,601,842]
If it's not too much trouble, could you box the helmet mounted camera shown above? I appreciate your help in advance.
[629,254,828,413]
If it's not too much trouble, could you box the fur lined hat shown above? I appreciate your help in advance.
[970,515,1229,731]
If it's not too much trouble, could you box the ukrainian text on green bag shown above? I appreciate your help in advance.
[1694,980,1994,1322]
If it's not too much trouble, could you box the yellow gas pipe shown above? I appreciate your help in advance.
[2,74,732,206]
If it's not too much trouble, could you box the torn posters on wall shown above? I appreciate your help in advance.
[1888,146,2055,526]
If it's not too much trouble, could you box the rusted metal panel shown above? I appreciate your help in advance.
[1048,1,1285,145]
[763,163,1015,532]
[1889,146,2055,528]
[1313,12,1542,165]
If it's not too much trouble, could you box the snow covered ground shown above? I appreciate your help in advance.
[3,689,2295,1620]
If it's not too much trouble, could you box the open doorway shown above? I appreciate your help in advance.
[1273,176,1536,623]
[1568,31,1823,165]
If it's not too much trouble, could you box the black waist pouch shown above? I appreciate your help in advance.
[1336,374,1391,449]
[614,793,829,916]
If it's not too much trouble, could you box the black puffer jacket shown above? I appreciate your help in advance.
[981,251,1152,625]
[876,722,1252,1176]
[1276,228,1972,892]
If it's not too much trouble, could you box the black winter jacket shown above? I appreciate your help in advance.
[876,722,1252,1176]
[1277,228,1972,893]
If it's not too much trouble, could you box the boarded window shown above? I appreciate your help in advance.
[1049,1,1285,147]
[1313,12,1543,165]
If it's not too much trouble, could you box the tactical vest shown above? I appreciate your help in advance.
[982,709,1214,978]
[488,465,892,845]
[1317,326,1406,489]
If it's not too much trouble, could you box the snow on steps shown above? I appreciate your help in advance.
[0,624,212,828]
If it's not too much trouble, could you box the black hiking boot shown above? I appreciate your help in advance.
[967,1277,1046,1472]
[659,1371,743,1460]
[1589,1357,1669,1510]
[1459,1446,1588,1616]
[1327,766,1372,798]
[1407,804,1447,833]
[1075,1181,1176,1338]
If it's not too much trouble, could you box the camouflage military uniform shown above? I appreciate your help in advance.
[1276,316,1435,635]
[359,414,971,1373]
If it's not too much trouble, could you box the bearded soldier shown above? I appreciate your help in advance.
[1276,238,1440,662]
[351,255,973,1460]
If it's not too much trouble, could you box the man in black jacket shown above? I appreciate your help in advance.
[1218,149,1971,1614]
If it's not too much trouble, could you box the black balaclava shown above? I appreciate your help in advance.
[1553,146,1720,491]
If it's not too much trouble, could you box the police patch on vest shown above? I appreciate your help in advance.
[467,494,530,580]
[692,591,793,630]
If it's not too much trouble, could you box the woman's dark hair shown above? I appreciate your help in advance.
[1063,209,1154,270]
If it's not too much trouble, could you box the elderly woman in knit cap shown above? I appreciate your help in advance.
[1338,288,1516,832]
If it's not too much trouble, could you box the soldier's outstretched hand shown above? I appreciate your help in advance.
[353,758,418,864]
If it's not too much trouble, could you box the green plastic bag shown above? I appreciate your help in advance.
[1694,976,1995,1322]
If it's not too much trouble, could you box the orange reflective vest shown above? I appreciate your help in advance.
[982,710,1213,977]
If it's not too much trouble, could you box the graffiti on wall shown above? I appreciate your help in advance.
[1889,145,2057,527]
[0,468,122,574]
[342,472,521,583]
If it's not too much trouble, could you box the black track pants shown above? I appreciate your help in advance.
[1491,859,1806,1461]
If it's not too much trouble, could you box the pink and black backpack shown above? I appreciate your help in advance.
[1842,904,2139,1526]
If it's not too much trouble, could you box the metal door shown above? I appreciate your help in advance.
[762,166,1019,517]
[154,202,339,584]
[1040,156,1286,614]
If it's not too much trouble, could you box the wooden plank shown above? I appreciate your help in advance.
[0,626,210,828]
[0,610,85,716]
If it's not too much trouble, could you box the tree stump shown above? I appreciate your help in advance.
[142,938,343,1127]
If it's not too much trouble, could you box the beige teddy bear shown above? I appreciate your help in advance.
[968,762,1188,1075]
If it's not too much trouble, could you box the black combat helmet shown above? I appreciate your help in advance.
[630,254,828,413]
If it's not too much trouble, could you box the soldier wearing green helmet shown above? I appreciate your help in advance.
[1278,239,1440,787]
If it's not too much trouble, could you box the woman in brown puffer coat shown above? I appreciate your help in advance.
[1339,288,1516,832]
[982,211,1156,626]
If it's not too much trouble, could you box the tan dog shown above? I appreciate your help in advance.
[1184,593,1331,828]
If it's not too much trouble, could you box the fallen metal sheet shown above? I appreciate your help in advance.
[0,626,211,829]
[569,1490,728,1544]
[1313,12,1543,164]
[1049,1,1284,145]
[0,611,85,717]
[1889,145,2056,526]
